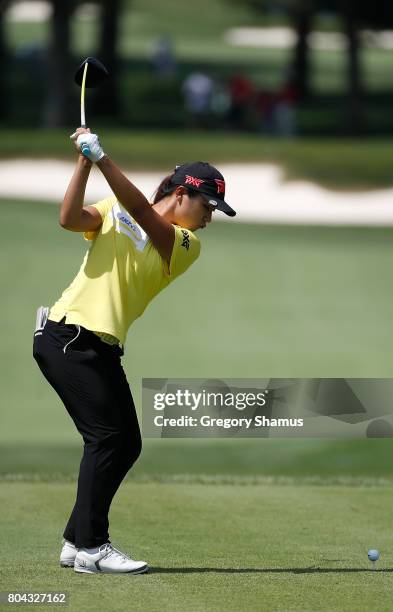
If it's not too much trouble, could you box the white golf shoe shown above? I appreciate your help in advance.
[74,542,148,575]
[60,539,77,568]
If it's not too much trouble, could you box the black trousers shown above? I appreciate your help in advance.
[33,318,142,548]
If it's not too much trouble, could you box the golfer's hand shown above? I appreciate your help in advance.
[70,127,91,161]
[70,127,90,138]
[73,131,105,163]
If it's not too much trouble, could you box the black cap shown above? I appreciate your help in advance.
[171,162,236,217]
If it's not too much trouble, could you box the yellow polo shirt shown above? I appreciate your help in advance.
[48,197,201,345]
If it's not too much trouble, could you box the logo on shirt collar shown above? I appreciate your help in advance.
[181,230,190,250]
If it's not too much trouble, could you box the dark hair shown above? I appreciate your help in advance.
[153,173,200,204]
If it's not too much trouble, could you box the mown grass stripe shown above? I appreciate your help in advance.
[2,473,393,487]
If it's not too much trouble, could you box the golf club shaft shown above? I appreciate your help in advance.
[80,62,91,156]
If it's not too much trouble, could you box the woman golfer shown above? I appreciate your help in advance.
[33,128,236,575]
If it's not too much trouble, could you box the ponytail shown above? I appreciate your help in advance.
[153,173,176,204]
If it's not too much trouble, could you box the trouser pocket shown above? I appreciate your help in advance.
[33,318,78,363]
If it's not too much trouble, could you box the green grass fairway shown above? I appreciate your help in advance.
[2,197,393,479]
[2,439,393,482]
[2,481,393,611]
[3,192,393,610]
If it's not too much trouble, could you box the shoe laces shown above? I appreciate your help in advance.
[99,542,131,562]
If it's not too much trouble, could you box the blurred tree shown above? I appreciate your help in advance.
[42,0,124,127]
[232,0,315,100]
[324,1,393,133]
[285,0,313,100]
[340,0,363,134]
[43,0,77,127]
[0,1,10,121]
[94,0,123,119]
[233,0,393,133]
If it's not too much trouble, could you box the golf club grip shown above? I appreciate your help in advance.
[80,124,91,156]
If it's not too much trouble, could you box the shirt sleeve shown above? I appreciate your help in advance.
[83,196,116,241]
[163,225,201,280]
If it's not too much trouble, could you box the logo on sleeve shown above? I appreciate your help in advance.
[181,230,190,250]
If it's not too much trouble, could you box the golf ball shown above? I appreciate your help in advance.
[367,549,380,562]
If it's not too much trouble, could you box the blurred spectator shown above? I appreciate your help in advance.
[255,78,299,137]
[227,74,253,129]
[210,79,231,122]
[150,36,177,78]
[15,42,45,64]
[274,79,299,137]
[182,72,213,128]
[255,89,276,135]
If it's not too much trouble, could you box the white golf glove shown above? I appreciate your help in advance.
[76,133,105,163]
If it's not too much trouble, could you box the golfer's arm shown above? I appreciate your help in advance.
[59,156,101,231]
[97,156,175,261]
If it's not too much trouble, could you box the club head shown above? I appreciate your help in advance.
[74,57,109,88]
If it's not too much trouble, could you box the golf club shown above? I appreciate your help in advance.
[74,57,109,156]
